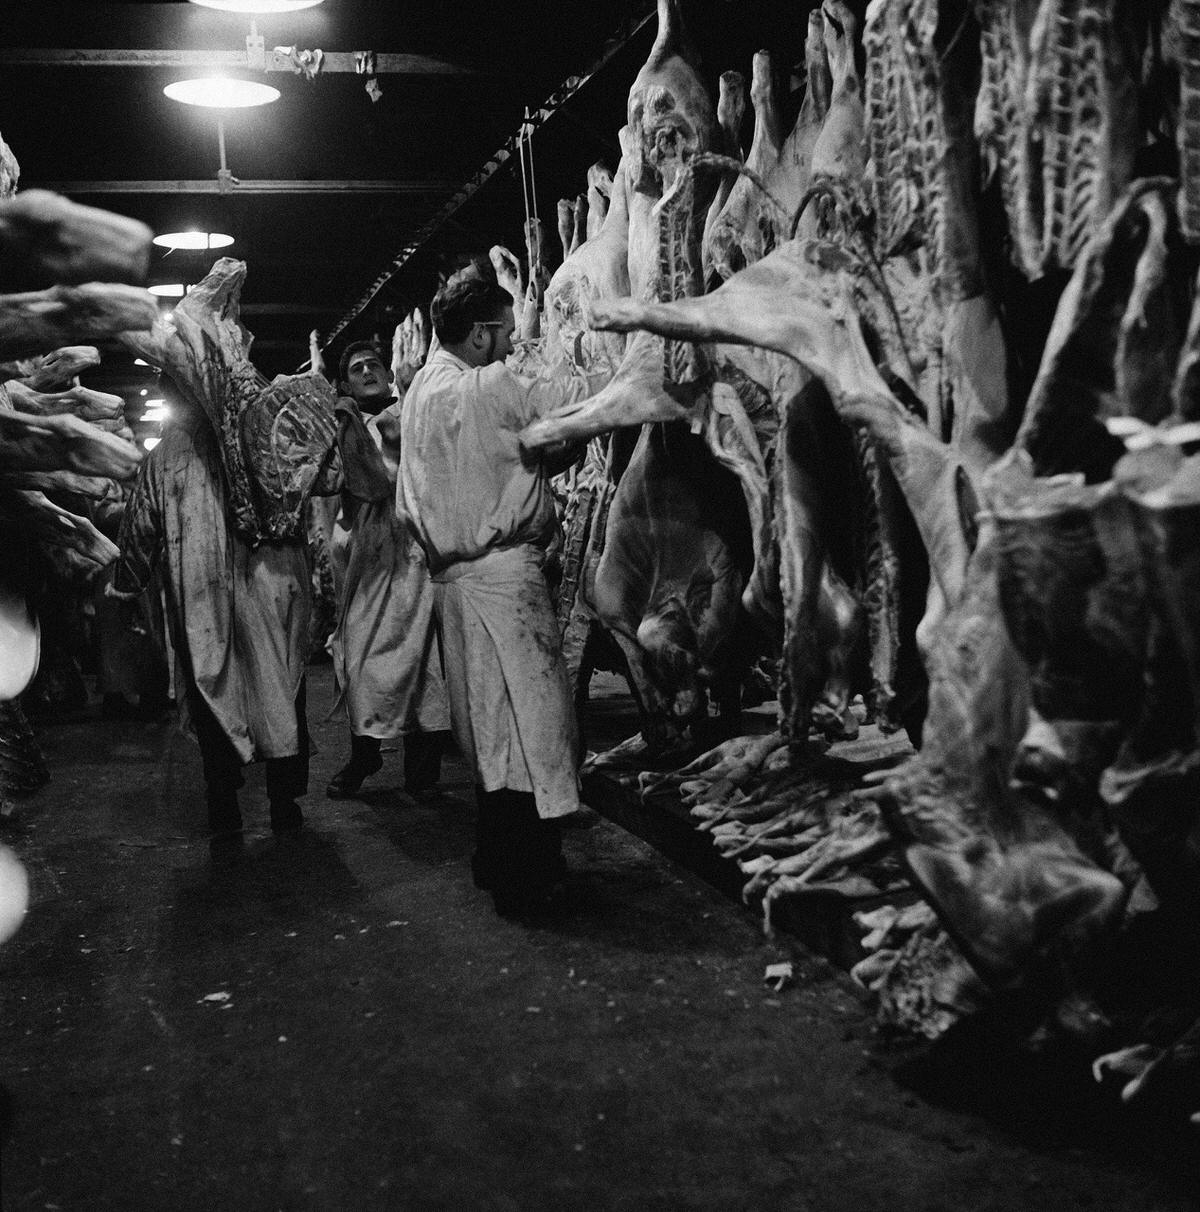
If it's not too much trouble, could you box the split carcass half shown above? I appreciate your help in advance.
[625,0,717,301]
[119,257,338,545]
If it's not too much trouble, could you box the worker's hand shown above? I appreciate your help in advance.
[375,411,402,455]
[489,245,525,304]
[309,329,326,377]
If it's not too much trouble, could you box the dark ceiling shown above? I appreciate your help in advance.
[0,0,816,415]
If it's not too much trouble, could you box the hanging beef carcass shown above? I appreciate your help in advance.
[593,164,1200,1008]
[625,0,717,302]
[538,0,772,752]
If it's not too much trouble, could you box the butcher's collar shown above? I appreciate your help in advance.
[431,347,471,373]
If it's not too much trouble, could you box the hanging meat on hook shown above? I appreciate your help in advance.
[626,0,717,300]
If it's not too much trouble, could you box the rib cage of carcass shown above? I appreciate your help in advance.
[973,0,1140,278]
[119,257,338,547]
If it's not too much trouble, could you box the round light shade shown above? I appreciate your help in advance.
[188,0,324,11]
[153,230,235,251]
[149,283,187,298]
[164,78,281,109]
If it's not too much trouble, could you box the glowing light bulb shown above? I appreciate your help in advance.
[188,0,324,11]
[153,231,235,251]
[0,846,28,945]
[164,78,281,109]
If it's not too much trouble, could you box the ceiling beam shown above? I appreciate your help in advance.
[0,48,476,76]
[28,179,456,195]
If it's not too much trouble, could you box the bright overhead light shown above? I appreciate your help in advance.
[143,437,161,451]
[153,231,235,251]
[164,78,281,109]
[188,0,324,11]
[149,283,187,298]
[133,358,150,367]
[145,399,167,409]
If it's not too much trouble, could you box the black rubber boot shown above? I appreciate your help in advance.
[326,733,383,799]
[474,788,568,915]
[403,730,447,793]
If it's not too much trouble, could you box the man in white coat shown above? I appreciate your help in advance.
[327,340,449,798]
[398,268,597,913]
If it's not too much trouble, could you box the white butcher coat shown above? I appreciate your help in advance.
[113,414,309,761]
[397,348,595,818]
[330,399,448,739]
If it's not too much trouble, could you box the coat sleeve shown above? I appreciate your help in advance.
[109,449,164,598]
[493,363,601,430]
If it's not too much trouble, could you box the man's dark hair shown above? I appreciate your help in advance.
[431,274,512,345]
[338,339,386,386]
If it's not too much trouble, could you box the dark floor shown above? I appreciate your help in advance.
[0,666,1196,1211]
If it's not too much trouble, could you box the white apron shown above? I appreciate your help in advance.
[432,544,580,819]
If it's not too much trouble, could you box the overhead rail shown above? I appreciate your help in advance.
[318,3,656,353]
[28,179,457,195]
[0,48,475,75]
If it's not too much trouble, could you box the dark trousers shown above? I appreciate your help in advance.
[347,729,447,790]
[190,678,310,808]
[472,786,564,895]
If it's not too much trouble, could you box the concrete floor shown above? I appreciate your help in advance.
[0,665,1196,1211]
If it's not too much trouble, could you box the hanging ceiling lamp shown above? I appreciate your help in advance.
[164,77,280,108]
[187,0,324,11]
[153,231,235,251]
